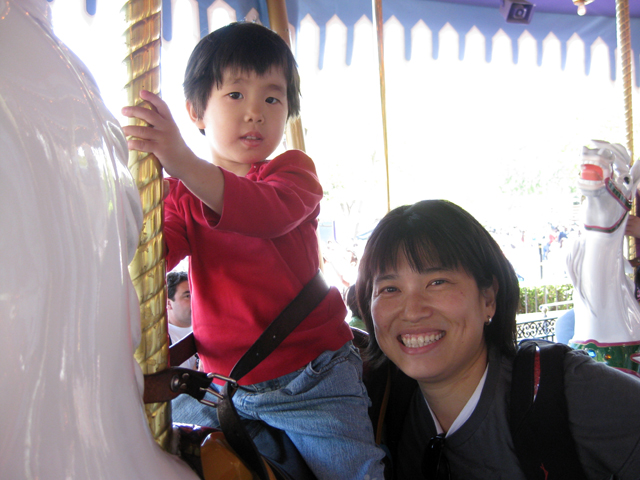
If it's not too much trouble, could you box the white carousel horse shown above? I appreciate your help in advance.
[0,1,199,478]
[566,140,640,347]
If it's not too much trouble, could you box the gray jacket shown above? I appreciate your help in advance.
[394,347,640,479]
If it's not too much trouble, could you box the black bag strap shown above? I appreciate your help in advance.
[510,339,588,480]
[219,270,330,480]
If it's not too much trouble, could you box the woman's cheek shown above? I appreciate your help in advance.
[371,306,392,343]
[370,298,384,328]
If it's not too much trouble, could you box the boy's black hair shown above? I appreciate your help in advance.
[167,271,188,301]
[184,22,301,124]
[356,199,520,369]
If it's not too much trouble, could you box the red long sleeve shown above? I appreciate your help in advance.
[164,150,351,385]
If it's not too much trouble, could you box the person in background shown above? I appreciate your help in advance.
[166,270,205,422]
[554,308,575,345]
[167,270,198,370]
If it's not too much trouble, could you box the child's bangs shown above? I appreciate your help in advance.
[222,43,289,80]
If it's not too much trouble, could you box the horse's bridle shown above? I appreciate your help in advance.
[583,177,632,233]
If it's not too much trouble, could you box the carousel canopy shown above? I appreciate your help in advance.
[169,0,640,84]
[52,1,640,83]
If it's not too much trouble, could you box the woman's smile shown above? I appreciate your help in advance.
[400,331,445,349]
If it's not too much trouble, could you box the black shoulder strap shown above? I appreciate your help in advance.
[510,340,587,480]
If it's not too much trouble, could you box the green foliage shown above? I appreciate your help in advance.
[518,283,573,315]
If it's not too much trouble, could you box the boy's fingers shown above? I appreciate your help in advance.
[139,89,160,103]
[139,90,173,119]
[121,105,159,126]
[143,98,159,114]
[121,92,175,132]
[122,125,155,140]
[126,137,155,153]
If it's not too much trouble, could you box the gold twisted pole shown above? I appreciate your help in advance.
[373,0,391,213]
[616,0,634,159]
[615,0,636,261]
[122,0,172,450]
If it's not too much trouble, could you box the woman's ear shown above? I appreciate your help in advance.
[482,276,499,318]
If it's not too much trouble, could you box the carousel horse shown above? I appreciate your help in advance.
[0,1,201,478]
[566,140,640,372]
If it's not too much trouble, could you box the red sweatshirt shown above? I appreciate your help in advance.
[165,149,351,385]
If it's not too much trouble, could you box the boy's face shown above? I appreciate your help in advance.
[189,67,288,176]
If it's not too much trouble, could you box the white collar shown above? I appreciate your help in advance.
[425,363,489,437]
[168,323,193,343]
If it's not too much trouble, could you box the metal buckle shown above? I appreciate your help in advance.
[198,373,237,407]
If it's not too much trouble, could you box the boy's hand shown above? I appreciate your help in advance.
[121,90,196,179]
[123,90,225,213]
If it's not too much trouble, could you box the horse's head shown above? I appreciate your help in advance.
[579,140,640,234]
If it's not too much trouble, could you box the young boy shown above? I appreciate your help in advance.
[122,22,385,480]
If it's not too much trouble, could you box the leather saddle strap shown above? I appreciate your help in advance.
[219,270,330,480]
[143,367,212,403]
[170,330,198,367]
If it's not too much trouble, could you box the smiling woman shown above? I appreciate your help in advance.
[356,199,640,480]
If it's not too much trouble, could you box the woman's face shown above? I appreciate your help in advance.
[370,253,497,392]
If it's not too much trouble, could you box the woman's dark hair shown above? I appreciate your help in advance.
[183,22,301,123]
[356,200,519,368]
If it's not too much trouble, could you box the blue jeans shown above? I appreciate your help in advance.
[181,341,386,480]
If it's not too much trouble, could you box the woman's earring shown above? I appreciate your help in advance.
[485,315,492,326]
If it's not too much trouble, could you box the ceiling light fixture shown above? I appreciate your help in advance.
[573,0,595,16]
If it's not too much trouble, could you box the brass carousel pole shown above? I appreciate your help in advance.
[616,0,637,261]
[373,0,391,213]
[266,0,305,152]
[122,0,171,450]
